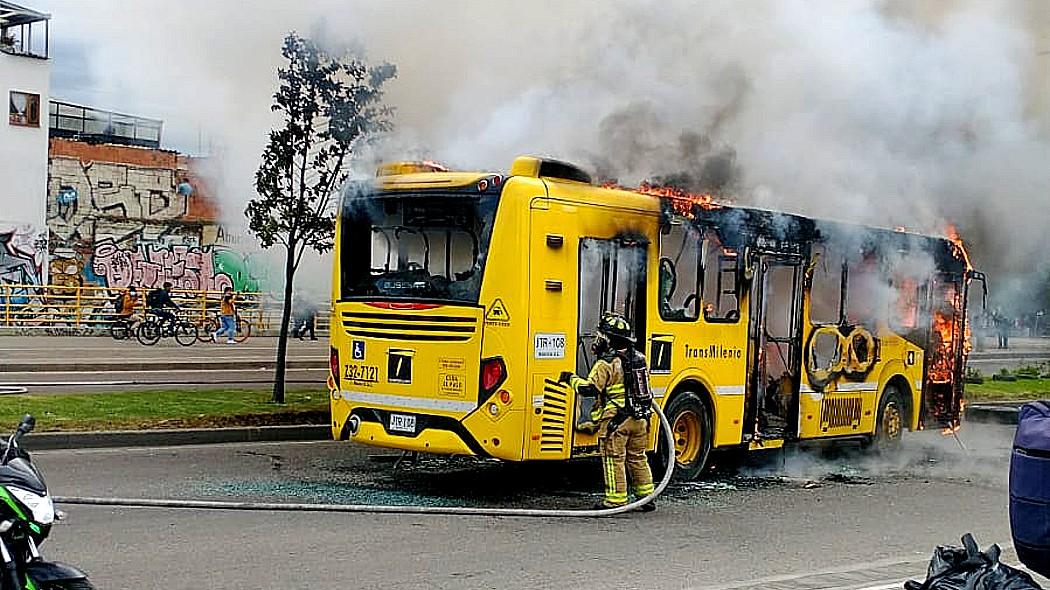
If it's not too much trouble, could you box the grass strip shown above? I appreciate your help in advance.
[0,388,328,432]
[967,378,1050,402]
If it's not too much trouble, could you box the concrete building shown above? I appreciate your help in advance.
[0,1,50,285]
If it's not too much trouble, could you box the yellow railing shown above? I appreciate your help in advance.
[0,283,283,332]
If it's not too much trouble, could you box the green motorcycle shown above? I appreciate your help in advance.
[0,415,93,589]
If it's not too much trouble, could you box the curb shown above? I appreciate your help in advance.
[22,424,330,450]
[965,403,1023,426]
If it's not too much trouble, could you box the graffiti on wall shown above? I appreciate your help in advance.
[0,226,46,286]
[46,140,266,291]
[89,239,261,291]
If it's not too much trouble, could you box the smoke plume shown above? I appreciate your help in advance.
[36,0,1050,305]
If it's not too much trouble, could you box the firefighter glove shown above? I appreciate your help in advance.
[558,371,574,384]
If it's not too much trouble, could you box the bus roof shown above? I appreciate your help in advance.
[371,156,969,274]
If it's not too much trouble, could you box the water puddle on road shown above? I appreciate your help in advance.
[184,425,1011,509]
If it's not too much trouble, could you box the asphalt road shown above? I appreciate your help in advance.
[30,422,1041,590]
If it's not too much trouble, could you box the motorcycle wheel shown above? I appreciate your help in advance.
[40,579,96,590]
[136,321,162,346]
[175,321,199,347]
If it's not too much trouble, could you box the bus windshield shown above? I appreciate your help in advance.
[340,191,500,303]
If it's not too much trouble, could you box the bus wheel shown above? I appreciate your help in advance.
[871,386,905,451]
[656,391,712,481]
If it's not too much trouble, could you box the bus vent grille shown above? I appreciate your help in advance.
[820,396,863,431]
[340,312,476,343]
[540,381,569,454]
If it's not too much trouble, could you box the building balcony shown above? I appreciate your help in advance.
[0,1,49,59]
[49,100,164,149]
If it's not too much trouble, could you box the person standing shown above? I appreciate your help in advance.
[211,287,238,344]
[559,312,655,512]
[994,308,1010,350]
[293,294,318,341]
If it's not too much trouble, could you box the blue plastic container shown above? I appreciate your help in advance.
[1011,400,1050,577]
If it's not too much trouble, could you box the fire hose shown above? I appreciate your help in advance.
[54,403,676,518]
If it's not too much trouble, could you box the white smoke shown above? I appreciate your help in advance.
[35,0,1050,296]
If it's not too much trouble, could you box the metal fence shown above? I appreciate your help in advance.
[0,283,326,335]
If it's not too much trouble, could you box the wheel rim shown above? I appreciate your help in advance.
[672,410,702,465]
[882,401,903,440]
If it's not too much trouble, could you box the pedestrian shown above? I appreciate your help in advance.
[145,282,180,333]
[211,286,238,344]
[559,312,655,512]
[993,308,1010,350]
[292,293,318,341]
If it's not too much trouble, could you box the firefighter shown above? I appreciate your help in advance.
[559,312,656,512]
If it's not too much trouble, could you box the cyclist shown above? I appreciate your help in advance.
[117,286,141,322]
[145,282,180,333]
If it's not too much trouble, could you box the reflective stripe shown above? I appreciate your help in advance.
[716,385,745,395]
[835,382,879,393]
[342,390,476,413]
[635,483,655,496]
[652,386,667,399]
[914,380,923,392]
[799,384,816,393]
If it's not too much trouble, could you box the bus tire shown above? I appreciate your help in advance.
[870,385,905,451]
[654,391,712,481]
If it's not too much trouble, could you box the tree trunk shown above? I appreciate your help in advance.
[272,243,297,404]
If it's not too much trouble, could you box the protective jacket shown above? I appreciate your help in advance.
[569,353,627,422]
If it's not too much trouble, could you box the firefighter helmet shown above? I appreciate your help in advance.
[597,312,635,345]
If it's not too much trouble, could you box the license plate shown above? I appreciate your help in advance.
[389,413,416,433]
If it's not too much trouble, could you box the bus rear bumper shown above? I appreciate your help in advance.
[338,408,484,456]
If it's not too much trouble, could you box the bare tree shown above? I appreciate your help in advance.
[247,32,395,403]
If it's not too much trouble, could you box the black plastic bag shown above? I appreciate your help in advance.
[905,534,1042,590]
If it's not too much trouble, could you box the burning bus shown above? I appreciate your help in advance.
[328,155,981,479]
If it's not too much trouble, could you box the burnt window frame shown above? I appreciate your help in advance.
[807,242,846,326]
[575,236,648,373]
[657,222,702,323]
[9,91,40,128]
[700,229,742,324]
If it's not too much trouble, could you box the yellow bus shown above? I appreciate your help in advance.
[328,156,979,479]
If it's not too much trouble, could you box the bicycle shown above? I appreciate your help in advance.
[109,315,141,341]
[196,313,252,344]
[136,310,199,346]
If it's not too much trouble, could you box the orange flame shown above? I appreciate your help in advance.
[945,223,974,272]
[603,181,722,216]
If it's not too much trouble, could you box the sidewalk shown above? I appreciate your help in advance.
[0,336,328,393]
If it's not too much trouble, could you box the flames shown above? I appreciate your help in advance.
[945,223,974,272]
[604,181,722,216]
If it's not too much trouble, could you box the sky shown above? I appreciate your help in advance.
[28,0,1050,309]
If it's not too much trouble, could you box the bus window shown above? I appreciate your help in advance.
[809,244,844,324]
[577,237,647,373]
[844,250,885,325]
[341,193,498,303]
[701,231,740,322]
[658,223,701,322]
[891,276,923,332]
